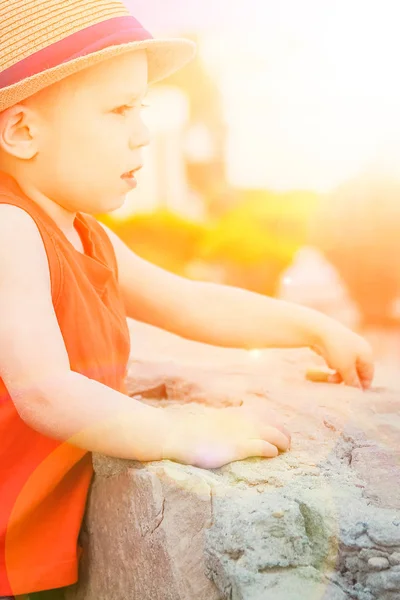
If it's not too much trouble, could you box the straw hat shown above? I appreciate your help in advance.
[0,0,196,112]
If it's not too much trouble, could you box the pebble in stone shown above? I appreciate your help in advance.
[353,585,374,600]
[360,549,388,561]
[389,552,400,566]
[345,556,360,573]
[272,511,285,518]
[349,521,367,539]
[366,568,400,593]
[368,557,390,570]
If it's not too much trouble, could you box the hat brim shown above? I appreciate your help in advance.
[0,38,196,112]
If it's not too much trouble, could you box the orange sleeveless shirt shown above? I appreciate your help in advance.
[0,172,131,596]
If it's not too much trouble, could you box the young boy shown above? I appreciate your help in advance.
[0,1,373,598]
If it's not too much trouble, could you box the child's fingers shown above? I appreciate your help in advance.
[306,368,340,384]
[242,404,289,434]
[240,439,279,460]
[259,426,291,451]
[356,354,375,390]
[307,368,365,389]
[327,372,343,384]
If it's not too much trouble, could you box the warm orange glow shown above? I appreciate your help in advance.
[105,1,400,328]
[130,0,400,191]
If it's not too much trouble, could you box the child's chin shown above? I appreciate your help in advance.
[103,194,126,213]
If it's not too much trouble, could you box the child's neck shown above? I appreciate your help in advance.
[15,173,77,229]
[11,172,85,253]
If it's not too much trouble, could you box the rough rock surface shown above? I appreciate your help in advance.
[66,321,400,600]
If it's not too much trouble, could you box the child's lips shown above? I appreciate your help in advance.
[121,172,137,189]
[121,166,143,189]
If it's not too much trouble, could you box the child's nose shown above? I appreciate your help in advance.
[129,120,150,151]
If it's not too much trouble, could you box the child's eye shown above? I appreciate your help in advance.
[113,105,132,116]
[113,103,149,116]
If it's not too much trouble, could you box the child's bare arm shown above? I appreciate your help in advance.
[0,205,165,460]
[101,223,374,390]
[0,205,289,467]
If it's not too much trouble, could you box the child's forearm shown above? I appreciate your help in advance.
[21,371,169,461]
[178,280,331,350]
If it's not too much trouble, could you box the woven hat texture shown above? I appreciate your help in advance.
[0,0,195,111]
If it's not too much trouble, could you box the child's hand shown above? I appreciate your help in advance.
[312,323,374,390]
[161,404,291,469]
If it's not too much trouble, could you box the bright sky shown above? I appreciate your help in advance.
[128,1,400,191]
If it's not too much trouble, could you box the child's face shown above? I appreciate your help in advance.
[23,50,150,215]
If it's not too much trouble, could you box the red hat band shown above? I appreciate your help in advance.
[0,16,152,90]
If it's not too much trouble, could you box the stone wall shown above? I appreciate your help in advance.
[66,322,400,600]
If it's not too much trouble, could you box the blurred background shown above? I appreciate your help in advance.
[100,0,400,349]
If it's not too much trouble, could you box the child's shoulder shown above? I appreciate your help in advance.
[0,196,48,286]
[0,200,48,257]
[0,200,70,419]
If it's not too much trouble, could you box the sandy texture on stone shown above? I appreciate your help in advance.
[66,320,400,600]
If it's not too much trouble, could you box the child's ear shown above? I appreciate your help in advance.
[0,103,39,160]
